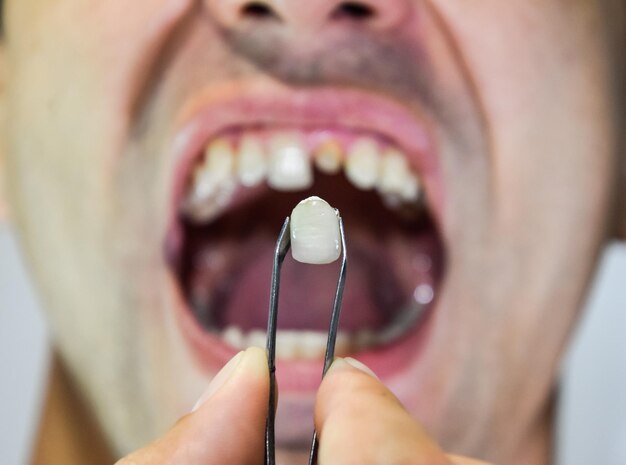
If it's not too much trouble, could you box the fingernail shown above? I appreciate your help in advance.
[192,350,244,411]
[330,357,378,379]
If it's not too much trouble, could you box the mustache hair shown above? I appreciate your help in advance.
[131,7,477,152]
[222,25,442,116]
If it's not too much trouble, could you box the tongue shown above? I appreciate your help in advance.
[216,233,402,332]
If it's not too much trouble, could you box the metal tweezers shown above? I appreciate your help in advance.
[264,213,348,465]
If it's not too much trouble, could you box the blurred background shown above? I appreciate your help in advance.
[1,223,626,465]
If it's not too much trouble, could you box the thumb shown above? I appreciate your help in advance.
[116,347,269,465]
[315,358,492,465]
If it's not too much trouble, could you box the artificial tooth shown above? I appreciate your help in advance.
[300,331,330,359]
[290,196,342,264]
[378,148,411,196]
[314,139,343,174]
[267,133,313,191]
[247,329,267,349]
[237,135,267,187]
[345,137,380,190]
[222,326,245,350]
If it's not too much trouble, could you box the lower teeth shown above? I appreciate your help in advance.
[218,300,429,361]
[221,328,359,360]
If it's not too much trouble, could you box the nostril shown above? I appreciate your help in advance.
[240,1,281,21]
[332,2,376,21]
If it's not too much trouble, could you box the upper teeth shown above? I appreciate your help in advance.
[345,137,380,189]
[313,139,343,174]
[237,135,267,187]
[182,131,424,222]
[379,148,417,199]
[267,132,314,191]
[185,138,237,221]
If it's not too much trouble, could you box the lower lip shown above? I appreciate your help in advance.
[168,268,436,392]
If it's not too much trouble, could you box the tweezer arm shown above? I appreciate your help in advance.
[308,215,347,465]
[265,214,347,465]
[321,215,348,375]
[265,217,291,465]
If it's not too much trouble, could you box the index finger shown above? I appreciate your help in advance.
[116,347,269,465]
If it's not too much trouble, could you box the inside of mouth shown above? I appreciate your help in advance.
[171,170,444,358]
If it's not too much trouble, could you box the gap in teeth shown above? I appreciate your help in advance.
[181,128,426,223]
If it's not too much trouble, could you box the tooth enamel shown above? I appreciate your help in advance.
[237,135,267,187]
[378,148,411,196]
[300,331,330,359]
[334,331,352,357]
[400,173,421,202]
[185,138,236,221]
[247,329,267,349]
[354,329,375,350]
[267,133,313,191]
[375,303,427,346]
[290,196,342,264]
[220,327,387,360]
[382,194,402,210]
[414,283,434,305]
[276,330,302,359]
[345,137,380,190]
[223,326,245,350]
[314,139,343,174]
[206,138,236,183]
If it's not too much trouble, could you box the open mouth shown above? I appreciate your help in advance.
[166,91,445,389]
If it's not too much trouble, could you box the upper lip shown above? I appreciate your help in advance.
[167,83,444,230]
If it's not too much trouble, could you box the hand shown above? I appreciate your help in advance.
[315,358,493,465]
[115,347,269,465]
[116,348,492,465]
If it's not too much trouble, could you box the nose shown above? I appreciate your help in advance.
[208,0,409,33]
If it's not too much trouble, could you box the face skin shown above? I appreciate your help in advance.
[0,1,624,464]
